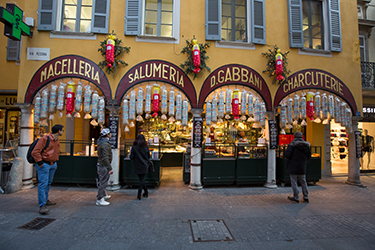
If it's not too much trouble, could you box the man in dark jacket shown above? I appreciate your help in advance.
[285,132,311,203]
[96,128,113,206]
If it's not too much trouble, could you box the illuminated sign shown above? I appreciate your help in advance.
[0,4,32,40]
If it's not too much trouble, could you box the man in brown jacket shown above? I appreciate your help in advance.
[31,124,64,214]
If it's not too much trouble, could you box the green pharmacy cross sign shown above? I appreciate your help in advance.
[0,4,32,41]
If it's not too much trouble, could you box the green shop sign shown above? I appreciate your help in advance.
[0,4,32,41]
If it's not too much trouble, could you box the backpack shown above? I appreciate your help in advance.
[27,136,50,164]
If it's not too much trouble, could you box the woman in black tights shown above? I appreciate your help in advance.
[130,134,150,200]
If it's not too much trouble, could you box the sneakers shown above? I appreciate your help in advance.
[288,196,299,203]
[46,200,56,206]
[39,205,49,214]
[103,195,111,200]
[96,198,110,206]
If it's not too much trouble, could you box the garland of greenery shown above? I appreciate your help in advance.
[98,31,131,76]
[180,38,210,79]
[262,45,291,84]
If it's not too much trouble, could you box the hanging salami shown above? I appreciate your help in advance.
[240,90,247,120]
[34,93,41,124]
[225,88,232,119]
[168,87,175,121]
[98,96,105,125]
[83,85,92,119]
[136,87,144,122]
[306,92,314,121]
[328,95,335,120]
[182,99,189,126]
[322,93,328,122]
[254,98,261,123]
[247,92,254,122]
[211,94,218,123]
[334,97,341,124]
[56,83,66,118]
[122,97,129,126]
[232,89,240,120]
[91,91,99,119]
[129,90,136,121]
[287,98,293,124]
[48,84,58,120]
[152,84,160,117]
[300,93,307,126]
[74,82,83,118]
[145,85,152,119]
[218,91,225,123]
[260,102,266,127]
[176,92,182,121]
[293,94,300,125]
[206,100,212,126]
[161,86,168,120]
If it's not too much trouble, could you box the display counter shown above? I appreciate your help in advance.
[201,143,236,186]
[159,144,185,167]
[236,143,268,185]
[276,145,321,186]
[54,140,98,184]
[121,144,161,187]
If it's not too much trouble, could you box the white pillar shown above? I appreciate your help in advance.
[106,103,121,191]
[189,108,203,190]
[14,103,34,189]
[264,111,277,189]
[346,116,364,187]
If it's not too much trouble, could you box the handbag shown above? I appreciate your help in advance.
[148,160,155,173]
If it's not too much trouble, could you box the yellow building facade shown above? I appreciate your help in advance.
[0,0,364,189]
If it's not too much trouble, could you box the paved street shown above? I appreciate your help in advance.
[1,168,375,250]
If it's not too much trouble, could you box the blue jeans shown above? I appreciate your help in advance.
[36,162,57,207]
[290,174,308,200]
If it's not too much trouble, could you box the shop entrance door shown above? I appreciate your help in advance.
[330,120,348,175]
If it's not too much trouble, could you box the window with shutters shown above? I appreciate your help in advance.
[6,39,21,61]
[205,0,265,48]
[359,35,366,62]
[288,0,341,53]
[302,0,324,50]
[38,0,109,35]
[144,0,173,37]
[222,0,247,42]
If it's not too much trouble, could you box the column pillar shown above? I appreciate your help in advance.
[346,116,364,187]
[14,103,34,189]
[189,108,203,190]
[106,101,121,191]
[264,111,277,189]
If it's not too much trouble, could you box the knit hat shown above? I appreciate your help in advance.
[294,132,303,138]
[100,128,111,136]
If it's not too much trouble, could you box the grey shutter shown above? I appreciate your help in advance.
[92,0,110,34]
[7,38,20,61]
[328,0,342,52]
[287,0,303,48]
[37,0,56,31]
[205,0,221,41]
[251,0,265,44]
[125,0,142,35]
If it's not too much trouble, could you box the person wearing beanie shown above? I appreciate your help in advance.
[285,131,311,203]
[96,128,113,206]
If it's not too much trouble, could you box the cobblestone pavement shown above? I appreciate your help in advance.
[0,168,375,250]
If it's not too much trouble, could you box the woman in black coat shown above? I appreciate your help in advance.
[130,134,150,200]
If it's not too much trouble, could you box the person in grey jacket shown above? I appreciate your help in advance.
[130,134,150,200]
[96,128,113,206]
[285,132,311,203]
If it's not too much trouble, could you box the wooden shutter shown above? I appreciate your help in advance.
[37,0,56,30]
[7,38,20,61]
[251,0,265,44]
[92,0,110,34]
[205,0,221,41]
[329,0,342,52]
[287,0,303,48]
[125,0,142,35]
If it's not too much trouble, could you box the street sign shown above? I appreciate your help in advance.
[109,116,119,149]
[192,117,203,148]
[268,120,278,149]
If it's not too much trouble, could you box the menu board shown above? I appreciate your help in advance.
[355,131,362,158]
[268,120,278,149]
[109,116,119,149]
[192,117,203,148]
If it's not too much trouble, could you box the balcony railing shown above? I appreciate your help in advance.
[361,62,375,90]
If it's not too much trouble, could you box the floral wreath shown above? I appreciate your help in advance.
[262,45,291,84]
[98,31,131,76]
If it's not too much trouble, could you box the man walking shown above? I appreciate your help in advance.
[285,131,311,203]
[31,124,64,214]
[96,128,113,206]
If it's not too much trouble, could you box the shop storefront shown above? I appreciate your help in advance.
[20,55,113,187]
[0,95,19,147]
[198,64,272,186]
[115,60,198,187]
[274,69,360,183]
[359,106,375,172]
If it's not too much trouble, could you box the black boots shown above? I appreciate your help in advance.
[143,189,148,198]
[137,190,142,200]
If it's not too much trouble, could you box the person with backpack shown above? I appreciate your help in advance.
[96,128,113,206]
[31,124,64,215]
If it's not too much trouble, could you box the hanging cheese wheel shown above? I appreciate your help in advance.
[129,90,136,121]
[34,93,41,124]
[212,94,218,123]
[122,98,129,126]
[206,100,212,126]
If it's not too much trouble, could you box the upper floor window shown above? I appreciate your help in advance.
[303,0,324,50]
[37,0,109,34]
[61,0,93,32]
[359,35,365,62]
[221,0,247,42]
[125,0,180,42]
[288,0,341,52]
[205,0,265,45]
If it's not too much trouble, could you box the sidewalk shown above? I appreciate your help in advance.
[0,168,375,250]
